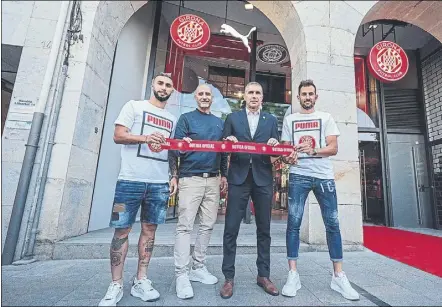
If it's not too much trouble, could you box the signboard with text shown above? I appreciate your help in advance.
[367,40,409,83]
[170,14,211,50]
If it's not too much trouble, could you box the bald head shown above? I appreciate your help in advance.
[194,84,213,113]
[195,84,212,95]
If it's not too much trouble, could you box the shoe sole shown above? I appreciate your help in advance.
[189,275,218,285]
[330,283,360,301]
[176,288,194,300]
[257,282,280,296]
[220,292,233,299]
[99,290,123,307]
[130,290,160,302]
[176,293,194,300]
[281,284,301,297]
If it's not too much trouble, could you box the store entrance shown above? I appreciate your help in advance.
[148,0,293,220]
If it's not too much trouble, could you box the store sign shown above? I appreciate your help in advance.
[170,14,211,50]
[367,41,409,83]
[257,44,288,64]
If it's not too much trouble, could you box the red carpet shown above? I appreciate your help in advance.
[363,225,442,277]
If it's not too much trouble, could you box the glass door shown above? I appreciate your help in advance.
[359,136,386,225]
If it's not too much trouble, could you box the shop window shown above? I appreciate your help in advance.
[256,72,285,103]
[208,66,245,98]
[355,56,380,129]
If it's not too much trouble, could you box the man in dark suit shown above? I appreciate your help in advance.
[220,82,280,299]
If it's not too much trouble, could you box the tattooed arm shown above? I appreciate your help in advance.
[220,152,228,178]
[168,150,178,196]
[168,150,179,178]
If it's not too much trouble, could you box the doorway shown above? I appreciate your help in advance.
[88,0,294,231]
[387,134,433,228]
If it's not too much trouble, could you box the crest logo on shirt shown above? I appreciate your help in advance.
[299,135,316,148]
[138,111,174,162]
[148,143,163,153]
[291,119,322,159]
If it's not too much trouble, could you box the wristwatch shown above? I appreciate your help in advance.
[311,148,318,156]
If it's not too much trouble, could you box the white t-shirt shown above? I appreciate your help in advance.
[281,111,340,179]
[114,100,177,183]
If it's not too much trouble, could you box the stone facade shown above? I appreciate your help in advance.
[7,0,429,260]
[422,48,442,228]
[1,1,63,255]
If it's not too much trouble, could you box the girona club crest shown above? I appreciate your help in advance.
[367,41,409,83]
[170,14,211,50]
[299,135,316,149]
[148,143,163,153]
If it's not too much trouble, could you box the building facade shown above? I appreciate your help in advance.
[1,0,441,261]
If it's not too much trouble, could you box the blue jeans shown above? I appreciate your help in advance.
[286,173,343,262]
[109,180,170,228]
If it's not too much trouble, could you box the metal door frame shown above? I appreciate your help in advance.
[416,49,437,229]
[378,78,436,228]
[357,58,389,226]
[377,80,394,226]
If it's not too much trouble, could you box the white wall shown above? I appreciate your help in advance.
[2,1,35,46]
[88,2,155,231]
[1,1,62,251]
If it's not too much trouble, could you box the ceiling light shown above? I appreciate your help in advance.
[245,3,253,10]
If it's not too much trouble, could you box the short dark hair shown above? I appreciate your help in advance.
[298,79,316,95]
[153,72,173,82]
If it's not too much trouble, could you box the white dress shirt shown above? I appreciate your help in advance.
[246,108,260,138]
[246,108,260,164]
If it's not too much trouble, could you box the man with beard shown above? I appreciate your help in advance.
[280,80,359,301]
[171,84,228,299]
[99,73,178,306]
[220,82,280,299]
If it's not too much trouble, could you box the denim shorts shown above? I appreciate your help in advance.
[109,180,170,228]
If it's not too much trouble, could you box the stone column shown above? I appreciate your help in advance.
[292,0,377,249]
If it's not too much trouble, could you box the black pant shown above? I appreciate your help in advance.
[222,169,272,279]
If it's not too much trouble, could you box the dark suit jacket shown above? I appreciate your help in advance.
[222,108,279,186]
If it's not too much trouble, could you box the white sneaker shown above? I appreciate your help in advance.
[176,273,194,299]
[281,270,301,297]
[130,277,160,302]
[189,266,218,285]
[98,281,123,306]
[330,272,360,301]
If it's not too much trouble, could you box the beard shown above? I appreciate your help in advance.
[301,100,315,110]
[153,89,171,102]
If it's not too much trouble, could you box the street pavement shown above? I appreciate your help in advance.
[2,250,442,306]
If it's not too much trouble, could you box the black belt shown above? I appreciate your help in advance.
[181,173,219,178]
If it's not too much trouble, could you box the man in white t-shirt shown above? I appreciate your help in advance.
[99,73,178,306]
[280,80,359,301]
